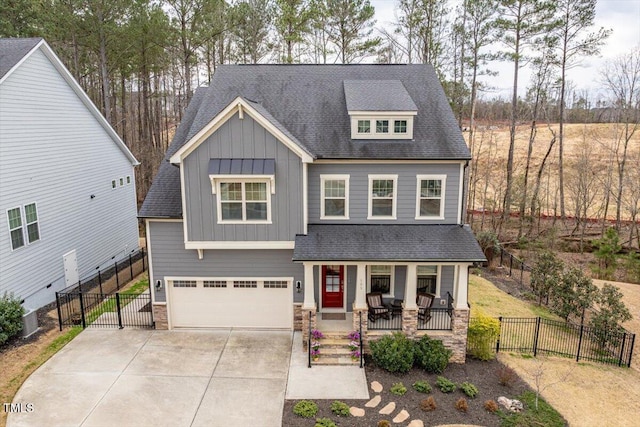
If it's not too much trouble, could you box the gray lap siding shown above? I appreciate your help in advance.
[148,221,304,303]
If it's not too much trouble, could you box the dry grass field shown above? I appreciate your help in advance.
[469,274,640,427]
[467,123,640,221]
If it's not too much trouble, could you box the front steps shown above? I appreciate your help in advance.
[312,331,362,366]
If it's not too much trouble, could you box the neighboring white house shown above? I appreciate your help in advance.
[0,38,140,310]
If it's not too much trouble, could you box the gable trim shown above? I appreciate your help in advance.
[169,97,314,165]
[1,40,139,166]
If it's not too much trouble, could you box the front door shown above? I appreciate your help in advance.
[322,265,344,309]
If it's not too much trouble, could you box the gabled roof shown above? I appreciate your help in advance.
[0,38,138,166]
[343,80,418,112]
[293,224,486,262]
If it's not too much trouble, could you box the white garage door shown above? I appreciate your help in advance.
[167,278,293,329]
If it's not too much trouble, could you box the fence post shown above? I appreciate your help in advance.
[618,332,627,367]
[496,316,502,353]
[98,270,104,298]
[115,262,119,290]
[500,249,504,266]
[628,334,636,368]
[520,263,524,286]
[79,292,86,329]
[56,292,63,331]
[509,254,513,276]
[116,293,124,329]
[142,248,146,272]
[129,254,134,280]
[576,323,585,362]
[533,317,541,357]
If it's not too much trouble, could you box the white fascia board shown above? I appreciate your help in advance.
[184,241,295,250]
[37,41,139,166]
[348,110,418,116]
[170,97,314,164]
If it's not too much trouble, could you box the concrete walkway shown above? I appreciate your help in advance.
[285,332,369,400]
[8,329,291,427]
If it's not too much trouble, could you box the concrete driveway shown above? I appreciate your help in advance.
[8,329,292,427]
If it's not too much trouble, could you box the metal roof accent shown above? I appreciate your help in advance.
[208,158,276,175]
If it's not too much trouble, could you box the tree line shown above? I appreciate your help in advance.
[1,0,638,249]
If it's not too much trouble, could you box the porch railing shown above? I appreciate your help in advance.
[367,292,455,331]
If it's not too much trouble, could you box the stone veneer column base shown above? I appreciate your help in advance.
[301,308,317,350]
[352,306,368,342]
[152,304,168,330]
[293,304,303,331]
[402,308,418,340]
[450,308,470,363]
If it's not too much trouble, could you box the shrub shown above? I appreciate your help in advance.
[390,382,407,396]
[467,311,500,361]
[377,421,391,427]
[436,376,456,393]
[477,230,500,264]
[531,251,564,305]
[315,418,337,427]
[420,396,437,412]
[589,284,632,348]
[460,382,478,398]
[414,335,452,373]
[496,365,518,387]
[412,380,432,394]
[293,400,318,418]
[484,400,499,413]
[455,397,468,412]
[0,293,24,346]
[369,332,415,373]
[330,401,350,417]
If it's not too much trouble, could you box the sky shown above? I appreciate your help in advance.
[370,0,640,100]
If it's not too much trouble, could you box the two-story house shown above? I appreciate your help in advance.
[139,65,485,362]
[0,38,140,311]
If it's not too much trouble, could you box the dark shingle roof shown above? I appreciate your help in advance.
[293,224,486,262]
[0,38,42,79]
[343,80,417,112]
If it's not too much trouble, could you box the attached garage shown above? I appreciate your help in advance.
[166,277,293,329]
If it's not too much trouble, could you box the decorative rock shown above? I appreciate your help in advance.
[498,396,524,412]
[392,409,410,423]
[379,402,396,415]
[371,381,383,393]
[407,420,424,427]
[349,407,365,417]
[365,395,382,408]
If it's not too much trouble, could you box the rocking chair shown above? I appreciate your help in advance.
[366,292,390,322]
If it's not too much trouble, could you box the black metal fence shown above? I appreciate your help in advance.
[495,317,635,367]
[56,248,152,330]
[498,248,531,287]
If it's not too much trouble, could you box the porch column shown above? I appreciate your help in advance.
[302,262,316,309]
[454,264,469,309]
[354,263,367,309]
[404,263,418,309]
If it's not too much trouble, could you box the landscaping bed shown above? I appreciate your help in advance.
[283,357,565,426]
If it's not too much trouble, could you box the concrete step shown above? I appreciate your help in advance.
[320,338,354,346]
[312,355,361,366]
[320,347,352,356]
[319,331,354,340]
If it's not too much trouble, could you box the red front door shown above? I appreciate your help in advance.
[322,265,344,308]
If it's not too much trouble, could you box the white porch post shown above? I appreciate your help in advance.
[454,264,469,309]
[302,262,316,309]
[404,263,418,309]
[354,263,367,309]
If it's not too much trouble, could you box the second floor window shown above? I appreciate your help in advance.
[416,175,445,219]
[369,265,394,296]
[369,175,397,219]
[218,181,269,222]
[7,207,24,250]
[7,203,40,250]
[376,120,389,133]
[417,265,438,295]
[321,175,349,219]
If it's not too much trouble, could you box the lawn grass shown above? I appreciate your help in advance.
[84,277,149,324]
[469,274,560,320]
[500,391,567,427]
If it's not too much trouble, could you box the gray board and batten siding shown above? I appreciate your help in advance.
[308,163,461,224]
[183,113,303,242]
[148,221,304,303]
[0,45,139,309]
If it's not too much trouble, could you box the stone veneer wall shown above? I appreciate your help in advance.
[352,307,368,336]
[301,308,317,350]
[152,304,168,329]
[293,304,303,331]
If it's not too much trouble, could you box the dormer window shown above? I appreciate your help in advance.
[344,80,417,140]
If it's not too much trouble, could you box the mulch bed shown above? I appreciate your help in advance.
[283,357,533,426]
[0,302,58,355]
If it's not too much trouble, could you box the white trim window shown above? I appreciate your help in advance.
[368,265,394,296]
[126,176,131,185]
[394,120,407,133]
[417,265,440,296]
[357,119,371,134]
[119,177,124,186]
[416,175,446,219]
[320,175,349,219]
[217,180,271,223]
[24,203,40,244]
[368,175,397,219]
[111,180,117,189]
[7,207,24,250]
[350,115,415,139]
[376,120,389,133]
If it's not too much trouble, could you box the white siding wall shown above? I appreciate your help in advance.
[0,48,139,309]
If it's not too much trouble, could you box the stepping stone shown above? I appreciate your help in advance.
[379,402,396,415]
[365,395,381,408]
[371,381,383,393]
[407,420,424,427]
[393,409,410,423]
[350,407,365,417]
